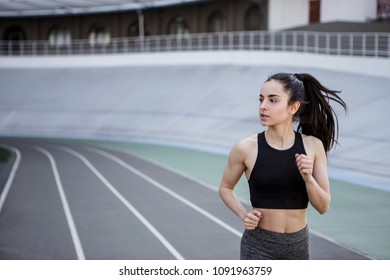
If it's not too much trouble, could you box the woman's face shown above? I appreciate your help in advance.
[259,80,299,127]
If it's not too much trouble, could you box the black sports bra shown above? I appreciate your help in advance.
[248,131,309,209]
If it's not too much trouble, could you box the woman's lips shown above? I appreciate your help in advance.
[260,114,269,120]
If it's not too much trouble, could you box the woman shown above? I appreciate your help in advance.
[219,73,347,260]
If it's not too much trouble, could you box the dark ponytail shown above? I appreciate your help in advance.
[266,73,347,153]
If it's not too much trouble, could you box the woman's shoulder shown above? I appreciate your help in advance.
[301,133,325,153]
[237,134,258,145]
[231,134,258,155]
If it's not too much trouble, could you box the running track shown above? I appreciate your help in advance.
[0,138,370,260]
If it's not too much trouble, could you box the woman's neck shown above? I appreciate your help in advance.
[265,126,296,150]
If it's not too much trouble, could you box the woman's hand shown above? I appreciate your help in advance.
[244,209,263,230]
[295,153,314,183]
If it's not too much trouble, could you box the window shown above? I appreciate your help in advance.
[128,20,140,37]
[168,16,190,35]
[2,25,26,41]
[244,5,263,31]
[2,25,26,54]
[48,25,71,46]
[207,10,226,33]
[89,25,110,47]
[309,0,321,23]
[128,20,150,37]
[377,0,390,20]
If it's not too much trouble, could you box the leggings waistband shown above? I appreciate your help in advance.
[253,225,308,244]
[240,225,310,260]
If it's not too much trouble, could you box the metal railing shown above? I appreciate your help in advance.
[1,30,389,57]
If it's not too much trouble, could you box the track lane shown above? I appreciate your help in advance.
[34,146,85,260]
[47,145,178,260]
[87,146,241,237]
[68,144,241,259]
[56,145,184,260]
[83,144,245,231]
[0,145,77,259]
[0,144,21,214]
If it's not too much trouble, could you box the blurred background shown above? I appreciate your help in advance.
[0,0,389,260]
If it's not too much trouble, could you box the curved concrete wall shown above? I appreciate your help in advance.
[0,51,389,190]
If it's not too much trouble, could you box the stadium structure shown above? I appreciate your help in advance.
[1,0,389,44]
[0,0,389,261]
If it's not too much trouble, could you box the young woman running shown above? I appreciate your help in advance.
[219,72,347,260]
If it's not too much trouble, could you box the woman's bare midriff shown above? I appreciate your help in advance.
[254,208,307,233]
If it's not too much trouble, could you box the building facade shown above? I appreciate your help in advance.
[1,1,268,44]
[0,0,386,48]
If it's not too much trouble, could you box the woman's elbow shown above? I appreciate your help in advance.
[218,184,228,198]
[218,186,223,198]
[218,184,234,202]
[318,205,329,215]
[317,199,331,215]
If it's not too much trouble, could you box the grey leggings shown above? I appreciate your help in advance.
[240,225,310,260]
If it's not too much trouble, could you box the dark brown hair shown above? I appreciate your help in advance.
[266,73,347,153]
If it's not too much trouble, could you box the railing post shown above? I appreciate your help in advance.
[78,40,82,55]
[157,36,160,52]
[349,33,353,56]
[194,33,197,51]
[20,41,24,56]
[187,34,191,51]
[326,33,330,54]
[178,34,182,51]
[337,33,341,55]
[218,33,222,50]
[388,34,390,58]
[375,33,379,57]
[260,31,264,50]
[249,32,253,50]
[123,37,127,53]
[270,31,275,51]
[239,32,243,50]
[362,33,366,57]
[31,41,36,55]
[293,32,297,52]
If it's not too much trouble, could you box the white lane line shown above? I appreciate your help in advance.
[56,145,185,260]
[0,144,21,214]
[33,146,86,260]
[87,147,242,238]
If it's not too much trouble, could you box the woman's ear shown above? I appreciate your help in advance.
[290,101,301,115]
